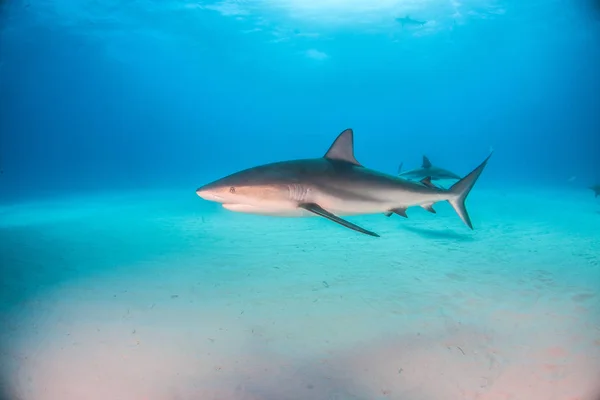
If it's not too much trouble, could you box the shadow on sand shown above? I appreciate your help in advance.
[399,224,476,242]
[232,364,371,400]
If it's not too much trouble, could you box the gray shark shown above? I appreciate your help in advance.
[195,129,492,237]
[396,15,426,27]
[398,155,462,182]
[591,184,600,197]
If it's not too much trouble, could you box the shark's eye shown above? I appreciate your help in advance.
[229,187,236,194]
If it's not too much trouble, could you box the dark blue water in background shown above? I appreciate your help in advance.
[1,0,599,203]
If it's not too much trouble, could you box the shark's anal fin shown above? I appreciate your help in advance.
[422,155,432,169]
[420,176,436,189]
[299,203,379,237]
[391,207,408,218]
[324,129,362,166]
[421,203,436,214]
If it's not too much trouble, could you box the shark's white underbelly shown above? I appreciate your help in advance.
[222,203,311,216]
[221,186,445,217]
[222,198,397,217]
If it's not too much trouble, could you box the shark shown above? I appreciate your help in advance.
[195,129,492,237]
[590,184,600,198]
[396,15,426,27]
[397,155,462,183]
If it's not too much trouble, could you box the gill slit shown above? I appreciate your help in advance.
[288,184,308,204]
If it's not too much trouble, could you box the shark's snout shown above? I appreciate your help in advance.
[196,186,223,202]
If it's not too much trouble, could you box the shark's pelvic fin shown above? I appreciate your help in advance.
[421,203,436,214]
[392,207,408,218]
[447,152,493,229]
[422,155,432,169]
[384,208,408,218]
[420,176,435,188]
[324,128,362,166]
[299,203,379,237]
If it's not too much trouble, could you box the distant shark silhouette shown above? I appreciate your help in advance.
[196,129,492,237]
[396,15,426,27]
[398,156,462,183]
[590,184,600,198]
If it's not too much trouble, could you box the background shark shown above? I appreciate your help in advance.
[397,155,462,183]
[196,129,491,237]
[396,15,426,27]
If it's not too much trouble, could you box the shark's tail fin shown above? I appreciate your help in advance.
[447,152,493,229]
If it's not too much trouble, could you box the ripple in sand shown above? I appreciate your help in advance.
[445,272,466,281]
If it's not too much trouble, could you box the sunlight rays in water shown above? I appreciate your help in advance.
[191,0,506,27]
[26,0,507,39]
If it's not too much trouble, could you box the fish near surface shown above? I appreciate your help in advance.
[196,129,492,237]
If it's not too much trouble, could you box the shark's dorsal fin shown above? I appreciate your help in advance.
[422,155,432,169]
[324,128,361,166]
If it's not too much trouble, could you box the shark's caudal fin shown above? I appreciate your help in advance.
[447,152,493,229]
[324,128,362,166]
[422,155,432,168]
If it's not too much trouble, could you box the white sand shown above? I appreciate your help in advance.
[0,188,598,400]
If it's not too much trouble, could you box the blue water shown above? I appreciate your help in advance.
[1,1,599,399]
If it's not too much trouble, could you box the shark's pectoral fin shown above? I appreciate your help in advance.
[420,176,436,189]
[299,203,379,237]
[421,203,436,214]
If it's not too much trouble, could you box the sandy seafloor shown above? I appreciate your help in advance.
[0,187,598,400]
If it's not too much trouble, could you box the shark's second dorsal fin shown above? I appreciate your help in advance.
[324,128,361,166]
[422,155,432,169]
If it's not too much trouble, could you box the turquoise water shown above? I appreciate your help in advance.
[1,0,599,399]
